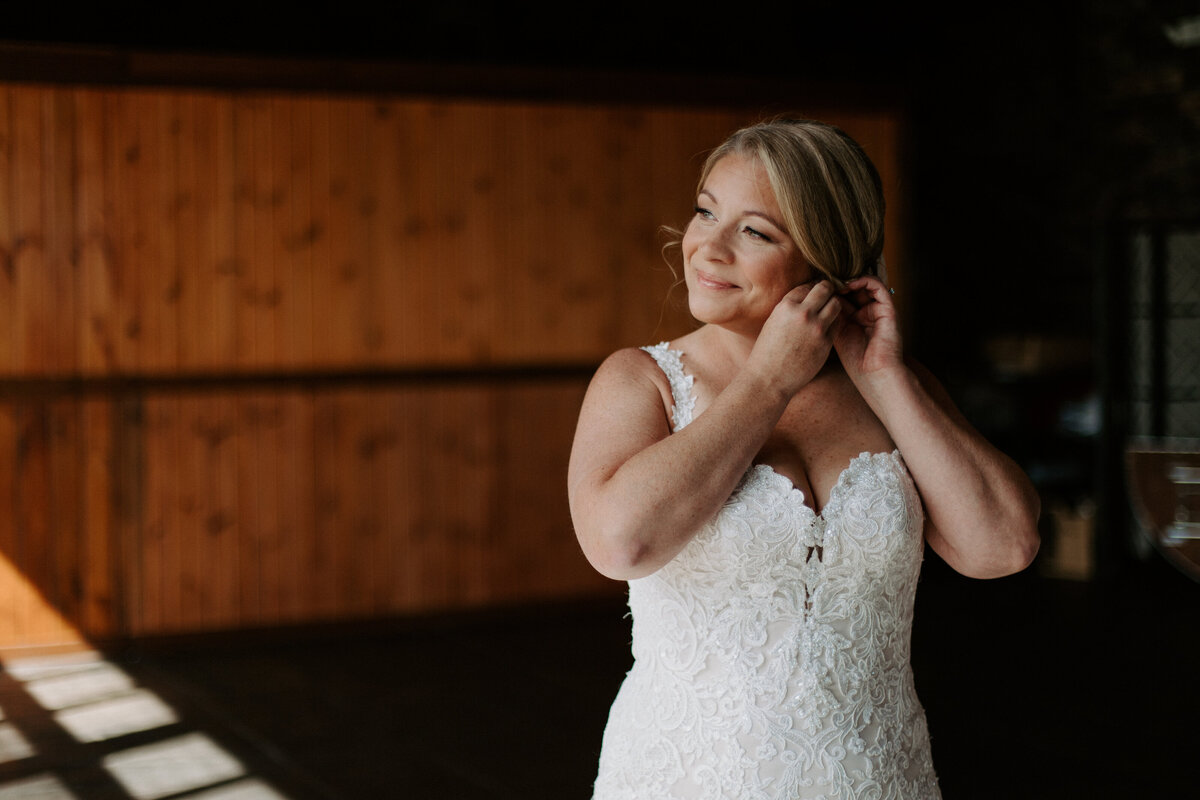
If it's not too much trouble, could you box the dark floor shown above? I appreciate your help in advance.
[0,553,1196,800]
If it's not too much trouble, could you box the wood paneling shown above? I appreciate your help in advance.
[0,82,904,646]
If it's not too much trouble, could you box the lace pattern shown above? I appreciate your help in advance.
[593,344,940,799]
[642,342,697,431]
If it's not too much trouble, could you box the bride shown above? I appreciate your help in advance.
[568,118,1040,799]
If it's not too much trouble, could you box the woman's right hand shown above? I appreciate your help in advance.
[746,280,843,399]
[569,282,842,580]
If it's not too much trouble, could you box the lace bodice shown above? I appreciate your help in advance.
[592,343,940,800]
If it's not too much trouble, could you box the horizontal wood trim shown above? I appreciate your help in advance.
[0,43,907,109]
[0,363,602,397]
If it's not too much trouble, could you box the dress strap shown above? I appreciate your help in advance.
[640,342,696,432]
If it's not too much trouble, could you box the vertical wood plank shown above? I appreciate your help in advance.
[138,395,179,634]
[355,389,395,613]
[250,98,278,370]
[81,396,116,637]
[275,97,315,370]
[401,389,444,608]
[0,88,14,374]
[1,397,84,647]
[76,89,117,375]
[11,87,48,376]
[105,89,141,372]
[231,96,256,370]
[0,402,18,640]
[328,389,374,616]
[368,101,432,365]
[13,402,53,637]
[275,390,314,623]
[209,94,240,368]
[175,393,204,630]
[307,98,333,368]
[112,395,144,639]
[135,92,179,373]
[47,398,83,627]
[316,99,366,368]
[236,391,279,624]
[233,96,277,370]
[174,93,204,370]
[423,103,504,365]
[349,101,379,363]
[44,89,78,374]
[377,389,411,612]
[118,91,153,373]
[364,389,401,612]
[234,391,264,626]
[209,392,240,628]
[310,392,343,618]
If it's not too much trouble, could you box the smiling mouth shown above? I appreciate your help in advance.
[695,270,738,290]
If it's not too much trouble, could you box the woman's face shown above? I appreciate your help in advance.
[682,153,812,334]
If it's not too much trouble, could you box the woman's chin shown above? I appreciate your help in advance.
[688,304,740,329]
[687,299,721,325]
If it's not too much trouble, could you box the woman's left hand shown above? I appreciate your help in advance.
[831,274,1041,579]
[832,275,904,382]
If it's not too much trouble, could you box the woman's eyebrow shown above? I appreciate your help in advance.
[697,189,785,231]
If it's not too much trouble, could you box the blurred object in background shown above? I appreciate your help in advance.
[1112,224,1200,581]
[1042,499,1097,581]
[983,335,1093,381]
[1126,228,1200,442]
[1126,439,1200,581]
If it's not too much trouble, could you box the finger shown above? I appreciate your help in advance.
[838,287,873,310]
[799,279,838,308]
[849,300,892,327]
[816,292,842,325]
[781,284,813,304]
[844,275,895,305]
[780,280,834,310]
[836,294,861,316]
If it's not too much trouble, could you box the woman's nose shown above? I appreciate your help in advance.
[697,225,733,262]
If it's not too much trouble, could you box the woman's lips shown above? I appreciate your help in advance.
[695,270,737,290]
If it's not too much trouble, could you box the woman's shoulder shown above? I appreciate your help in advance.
[587,345,674,405]
[595,328,704,379]
[594,345,664,380]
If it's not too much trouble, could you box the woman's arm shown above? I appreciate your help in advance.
[568,348,786,579]
[834,276,1041,579]
[569,281,843,580]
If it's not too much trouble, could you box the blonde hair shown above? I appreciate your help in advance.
[695,118,885,287]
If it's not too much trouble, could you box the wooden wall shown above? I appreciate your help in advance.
[0,83,904,646]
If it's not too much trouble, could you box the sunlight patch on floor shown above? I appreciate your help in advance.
[22,661,136,711]
[0,652,295,800]
[186,778,293,800]
[103,732,248,800]
[55,688,179,743]
[0,721,35,763]
[0,773,76,799]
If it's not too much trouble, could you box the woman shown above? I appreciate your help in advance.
[568,119,1040,799]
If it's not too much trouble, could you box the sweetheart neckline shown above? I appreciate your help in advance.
[747,449,903,519]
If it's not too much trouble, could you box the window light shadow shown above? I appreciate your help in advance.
[103,732,247,800]
[0,651,295,800]
[0,773,76,799]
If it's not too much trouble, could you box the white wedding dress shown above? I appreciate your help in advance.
[592,343,941,800]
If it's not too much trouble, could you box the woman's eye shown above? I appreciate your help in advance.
[694,205,715,220]
[744,226,772,242]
